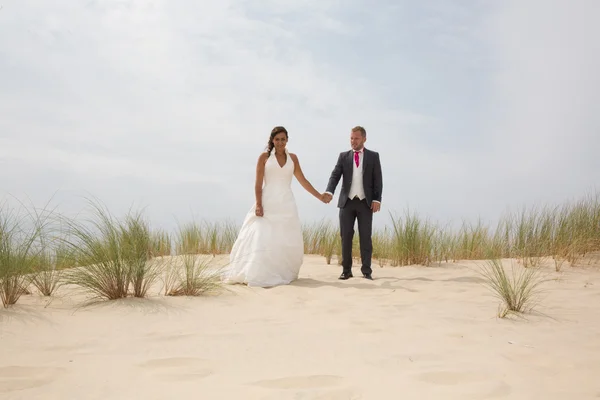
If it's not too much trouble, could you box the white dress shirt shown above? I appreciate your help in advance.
[348,149,366,200]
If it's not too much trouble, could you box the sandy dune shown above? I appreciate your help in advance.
[1,255,600,399]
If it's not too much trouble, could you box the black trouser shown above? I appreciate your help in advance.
[339,197,373,275]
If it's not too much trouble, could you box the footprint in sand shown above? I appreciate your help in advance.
[485,381,512,398]
[250,375,344,389]
[259,388,362,400]
[0,366,66,393]
[350,320,383,334]
[311,388,363,399]
[137,357,213,381]
[416,370,487,385]
[415,371,512,398]
[151,332,198,342]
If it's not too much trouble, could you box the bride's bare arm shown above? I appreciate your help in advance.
[290,153,323,201]
[255,153,269,215]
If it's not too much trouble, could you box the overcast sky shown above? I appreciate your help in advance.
[1,0,599,232]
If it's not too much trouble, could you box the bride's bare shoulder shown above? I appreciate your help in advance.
[256,152,270,165]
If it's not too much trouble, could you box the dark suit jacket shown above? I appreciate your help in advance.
[325,148,383,208]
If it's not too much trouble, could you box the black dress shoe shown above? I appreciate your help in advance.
[363,273,373,280]
[339,272,353,280]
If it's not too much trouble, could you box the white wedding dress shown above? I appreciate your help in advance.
[222,149,304,287]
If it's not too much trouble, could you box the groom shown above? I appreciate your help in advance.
[323,126,383,280]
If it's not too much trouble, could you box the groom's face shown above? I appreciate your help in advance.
[350,131,366,150]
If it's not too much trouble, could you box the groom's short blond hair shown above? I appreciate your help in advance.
[352,126,366,137]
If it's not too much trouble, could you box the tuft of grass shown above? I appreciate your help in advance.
[454,218,492,261]
[28,227,77,297]
[28,250,64,296]
[176,221,202,255]
[478,259,548,318]
[61,200,159,301]
[431,227,455,266]
[121,212,158,298]
[389,209,437,266]
[487,216,512,260]
[0,202,51,307]
[311,220,339,264]
[372,227,392,267]
[176,220,238,255]
[320,229,340,265]
[150,229,172,257]
[164,254,223,296]
[513,205,552,267]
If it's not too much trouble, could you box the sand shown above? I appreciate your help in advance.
[1,255,600,399]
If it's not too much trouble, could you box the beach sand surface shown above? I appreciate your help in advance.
[1,255,600,399]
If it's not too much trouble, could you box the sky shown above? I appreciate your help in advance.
[1,0,599,232]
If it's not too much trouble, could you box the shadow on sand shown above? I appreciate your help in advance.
[70,296,190,315]
[0,304,56,326]
[398,276,487,284]
[290,273,486,291]
[290,277,419,292]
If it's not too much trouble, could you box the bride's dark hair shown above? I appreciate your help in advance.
[267,126,288,155]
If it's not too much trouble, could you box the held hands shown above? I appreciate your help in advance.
[320,193,332,204]
[318,193,379,211]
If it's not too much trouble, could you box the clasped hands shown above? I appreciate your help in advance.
[320,193,333,204]
[318,193,381,212]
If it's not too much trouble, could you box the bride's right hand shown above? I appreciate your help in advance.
[255,205,264,217]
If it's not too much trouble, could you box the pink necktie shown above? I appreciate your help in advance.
[354,151,360,167]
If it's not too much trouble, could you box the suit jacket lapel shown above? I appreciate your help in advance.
[361,148,367,175]
[347,150,354,172]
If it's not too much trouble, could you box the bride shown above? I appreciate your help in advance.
[222,126,325,287]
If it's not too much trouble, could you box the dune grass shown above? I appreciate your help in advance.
[372,227,393,266]
[60,201,160,301]
[0,199,236,306]
[389,209,437,266]
[150,229,172,257]
[163,254,224,296]
[478,258,549,318]
[281,191,600,271]
[1,190,598,308]
[0,201,54,307]
[165,228,227,296]
[28,247,65,296]
[303,220,339,264]
[0,209,35,307]
[175,220,238,255]
[303,192,600,269]
[122,212,158,298]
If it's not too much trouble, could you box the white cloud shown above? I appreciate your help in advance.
[0,0,433,224]
[0,0,598,232]
[479,0,600,183]
[0,138,221,184]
